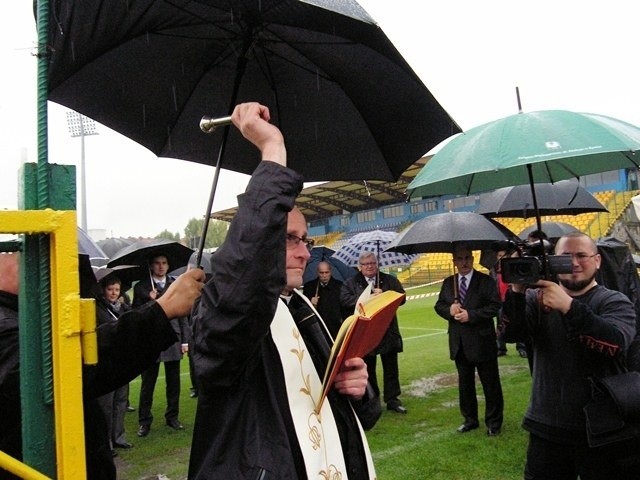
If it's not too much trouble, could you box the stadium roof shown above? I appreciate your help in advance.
[211,155,433,223]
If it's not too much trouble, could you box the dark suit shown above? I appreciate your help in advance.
[133,276,188,427]
[302,277,343,338]
[435,269,504,429]
[341,271,406,404]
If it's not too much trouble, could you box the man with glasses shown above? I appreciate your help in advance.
[503,232,638,478]
[340,252,407,414]
[188,103,378,479]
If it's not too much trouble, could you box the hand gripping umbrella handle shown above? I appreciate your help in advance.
[200,115,233,133]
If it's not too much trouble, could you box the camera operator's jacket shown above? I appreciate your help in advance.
[502,285,636,441]
[435,270,501,363]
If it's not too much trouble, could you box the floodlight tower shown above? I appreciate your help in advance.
[66,111,98,231]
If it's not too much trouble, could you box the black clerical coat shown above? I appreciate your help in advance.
[189,162,376,480]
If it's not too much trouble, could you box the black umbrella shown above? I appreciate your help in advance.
[107,239,194,272]
[303,246,356,284]
[46,0,460,265]
[170,251,214,277]
[93,264,143,292]
[519,222,580,241]
[97,237,134,259]
[77,228,109,266]
[476,180,608,218]
[385,212,518,255]
[47,0,458,183]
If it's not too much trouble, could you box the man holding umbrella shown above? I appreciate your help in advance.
[302,261,344,338]
[189,103,378,479]
[133,254,189,437]
[340,252,408,414]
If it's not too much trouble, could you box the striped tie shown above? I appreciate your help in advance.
[459,276,467,304]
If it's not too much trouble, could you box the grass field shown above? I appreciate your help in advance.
[116,289,532,479]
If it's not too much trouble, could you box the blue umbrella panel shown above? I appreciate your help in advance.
[303,246,356,284]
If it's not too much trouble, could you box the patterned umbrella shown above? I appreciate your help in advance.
[332,230,417,268]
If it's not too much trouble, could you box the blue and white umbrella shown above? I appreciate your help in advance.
[332,230,417,268]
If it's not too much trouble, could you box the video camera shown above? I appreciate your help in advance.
[494,240,573,284]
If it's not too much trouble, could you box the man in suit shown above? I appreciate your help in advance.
[302,261,344,338]
[340,252,408,414]
[133,254,189,437]
[435,245,504,435]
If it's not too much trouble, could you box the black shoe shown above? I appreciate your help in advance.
[487,427,502,436]
[386,401,408,414]
[166,419,184,430]
[137,424,150,437]
[114,442,133,449]
[457,423,479,433]
[518,349,528,358]
[189,389,198,398]
[111,450,118,457]
[126,406,136,412]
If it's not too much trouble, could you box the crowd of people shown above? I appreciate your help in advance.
[2,101,640,479]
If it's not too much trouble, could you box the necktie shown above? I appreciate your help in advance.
[367,277,375,290]
[459,275,467,304]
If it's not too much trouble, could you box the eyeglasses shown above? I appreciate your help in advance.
[567,253,598,263]
[286,233,314,252]
[360,262,377,267]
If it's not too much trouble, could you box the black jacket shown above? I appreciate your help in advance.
[340,272,406,354]
[434,270,501,363]
[302,277,344,338]
[503,285,636,440]
[189,162,376,480]
[0,289,177,480]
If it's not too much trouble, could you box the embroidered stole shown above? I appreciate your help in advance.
[270,292,376,479]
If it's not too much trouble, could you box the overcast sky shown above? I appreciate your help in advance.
[3,1,640,239]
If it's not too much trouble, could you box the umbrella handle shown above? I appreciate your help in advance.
[200,115,233,134]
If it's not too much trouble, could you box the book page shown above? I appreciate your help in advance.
[354,286,372,315]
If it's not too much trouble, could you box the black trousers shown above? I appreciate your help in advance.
[454,350,503,429]
[524,432,640,480]
[364,352,401,404]
[138,360,181,426]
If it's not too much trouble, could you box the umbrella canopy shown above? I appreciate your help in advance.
[170,251,214,277]
[77,228,109,266]
[47,0,459,182]
[409,110,640,198]
[385,212,518,255]
[332,230,417,267]
[93,264,144,291]
[519,222,580,241]
[476,180,608,218]
[107,239,194,271]
[97,237,134,259]
[303,246,356,283]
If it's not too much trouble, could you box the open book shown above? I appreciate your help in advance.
[316,289,405,413]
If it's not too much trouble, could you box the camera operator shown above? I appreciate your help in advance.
[502,232,639,479]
